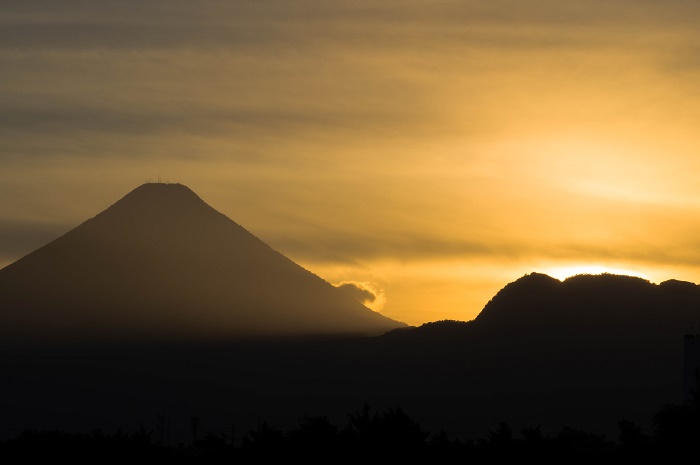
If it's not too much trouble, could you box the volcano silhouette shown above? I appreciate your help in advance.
[0,183,406,342]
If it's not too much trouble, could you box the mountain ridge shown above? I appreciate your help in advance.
[0,182,406,343]
[383,271,700,338]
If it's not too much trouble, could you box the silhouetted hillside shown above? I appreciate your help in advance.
[386,272,700,343]
[0,182,406,343]
[474,272,699,344]
[2,222,700,448]
[370,272,700,438]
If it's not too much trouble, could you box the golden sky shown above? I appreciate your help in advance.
[2,1,700,326]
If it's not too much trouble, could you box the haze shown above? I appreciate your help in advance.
[3,1,700,326]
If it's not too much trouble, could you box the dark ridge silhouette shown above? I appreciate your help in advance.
[471,272,699,341]
[0,182,406,343]
[3,193,700,450]
[367,272,700,438]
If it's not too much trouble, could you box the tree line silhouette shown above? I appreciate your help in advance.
[1,393,699,462]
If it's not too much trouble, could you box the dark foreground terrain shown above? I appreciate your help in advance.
[2,272,699,458]
[1,398,698,462]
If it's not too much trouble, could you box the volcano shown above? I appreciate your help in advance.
[0,183,406,342]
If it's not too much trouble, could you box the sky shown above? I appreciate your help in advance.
[3,1,700,327]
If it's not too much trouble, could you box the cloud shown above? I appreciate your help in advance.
[3,0,699,53]
[0,98,393,138]
[334,281,386,312]
[270,224,700,273]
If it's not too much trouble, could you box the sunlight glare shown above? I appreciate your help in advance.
[544,265,651,282]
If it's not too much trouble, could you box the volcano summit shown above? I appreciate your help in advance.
[0,183,406,342]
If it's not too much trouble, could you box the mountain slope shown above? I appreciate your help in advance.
[474,272,700,339]
[369,272,700,437]
[0,183,406,342]
[382,271,700,360]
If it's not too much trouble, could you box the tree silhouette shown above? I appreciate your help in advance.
[286,414,337,448]
[240,421,285,459]
[8,399,700,461]
[553,426,615,459]
[190,416,200,446]
[338,403,428,459]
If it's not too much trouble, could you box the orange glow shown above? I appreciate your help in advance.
[542,265,651,282]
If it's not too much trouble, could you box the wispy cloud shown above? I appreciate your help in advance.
[334,280,386,313]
